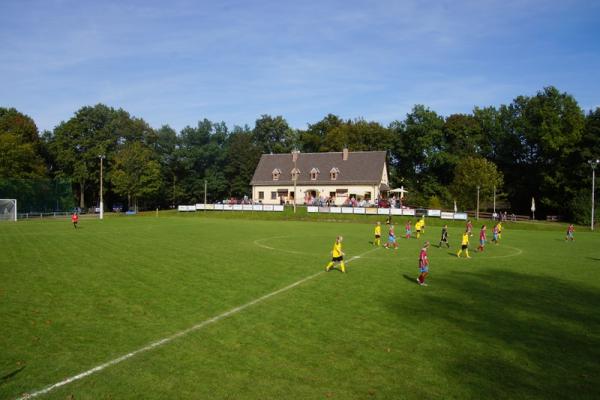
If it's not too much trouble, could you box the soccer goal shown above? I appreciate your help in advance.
[0,199,17,221]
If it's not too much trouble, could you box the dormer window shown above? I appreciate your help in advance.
[272,168,281,181]
[310,167,320,181]
[330,167,340,180]
[291,167,300,181]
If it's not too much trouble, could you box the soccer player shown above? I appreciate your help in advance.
[456,231,471,258]
[405,220,412,239]
[417,241,430,286]
[384,224,398,250]
[325,236,346,273]
[477,225,487,252]
[492,223,499,244]
[466,220,473,237]
[419,216,426,234]
[374,221,382,246]
[565,224,575,241]
[71,212,79,229]
[415,219,423,239]
[439,224,450,248]
[497,222,503,239]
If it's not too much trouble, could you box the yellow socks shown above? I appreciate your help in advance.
[340,262,346,273]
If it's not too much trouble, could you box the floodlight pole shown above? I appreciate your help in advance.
[590,159,599,231]
[476,185,480,221]
[204,179,207,213]
[99,155,105,220]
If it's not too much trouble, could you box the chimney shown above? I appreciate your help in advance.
[292,149,300,162]
[342,148,349,161]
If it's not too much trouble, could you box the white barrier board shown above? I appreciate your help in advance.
[378,208,390,215]
[353,208,366,214]
[402,209,416,216]
[263,205,274,211]
[307,206,319,213]
[242,205,253,211]
[252,205,263,211]
[330,207,342,213]
[441,212,454,219]
[233,204,243,211]
[341,207,354,214]
[454,212,468,220]
[428,209,441,217]
[391,208,403,215]
[273,205,284,212]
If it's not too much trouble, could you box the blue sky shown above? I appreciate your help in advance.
[1,0,599,132]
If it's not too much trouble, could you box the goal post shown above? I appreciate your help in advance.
[0,199,17,221]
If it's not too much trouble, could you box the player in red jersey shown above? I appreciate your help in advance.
[405,221,412,239]
[417,241,430,286]
[477,225,487,252]
[384,224,398,250]
[565,224,575,241]
[71,212,79,229]
[492,223,499,244]
[466,220,473,237]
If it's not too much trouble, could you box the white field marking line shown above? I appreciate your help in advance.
[16,246,380,400]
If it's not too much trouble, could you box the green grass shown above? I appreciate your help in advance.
[1,214,599,399]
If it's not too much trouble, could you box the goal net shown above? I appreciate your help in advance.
[0,199,17,221]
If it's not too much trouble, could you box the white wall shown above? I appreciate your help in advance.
[253,184,381,205]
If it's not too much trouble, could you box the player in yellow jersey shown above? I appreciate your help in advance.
[415,219,423,239]
[497,222,503,239]
[456,231,471,258]
[374,222,382,246]
[325,236,346,273]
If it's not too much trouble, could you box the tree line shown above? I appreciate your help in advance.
[1,86,599,223]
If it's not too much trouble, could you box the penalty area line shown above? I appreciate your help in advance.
[16,246,379,400]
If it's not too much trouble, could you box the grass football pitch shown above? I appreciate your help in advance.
[1,215,599,399]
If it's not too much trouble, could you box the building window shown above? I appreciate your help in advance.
[310,167,320,181]
[364,192,371,200]
[271,191,277,200]
[330,167,340,180]
[291,167,300,181]
[272,168,281,181]
[258,191,264,200]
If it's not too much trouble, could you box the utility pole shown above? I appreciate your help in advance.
[292,150,299,213]
[590,159,599,230]
[99,155,105,220]
[476,185,480,221]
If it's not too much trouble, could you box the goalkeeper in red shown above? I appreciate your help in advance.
[325,236,346,273]
[417,241,430,286]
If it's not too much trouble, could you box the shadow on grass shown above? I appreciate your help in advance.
[0,366,25,385]
[402,274,419,285]
[388,269,600,399]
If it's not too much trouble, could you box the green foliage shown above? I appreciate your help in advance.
[252,115,296,154]
[451,157,504,210]
[428,195,442,209]
[0,108,46,179]
[109,142,162,210]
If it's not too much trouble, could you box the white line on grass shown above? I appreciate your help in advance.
[17,246,380,400]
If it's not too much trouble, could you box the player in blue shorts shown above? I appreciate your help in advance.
[384,224,398,250]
